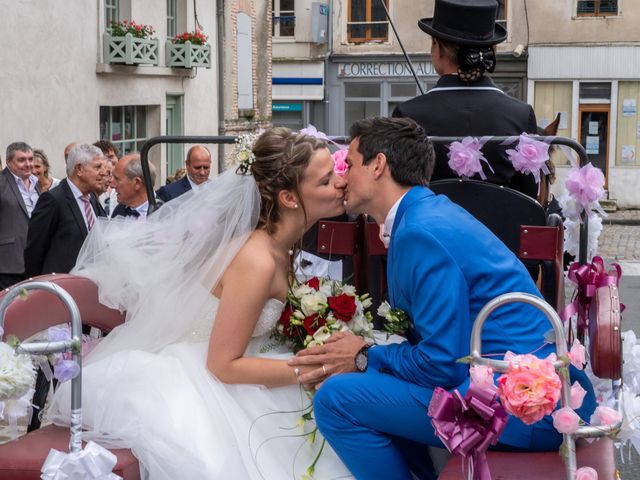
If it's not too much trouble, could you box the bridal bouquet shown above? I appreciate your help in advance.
[272,277,374,353]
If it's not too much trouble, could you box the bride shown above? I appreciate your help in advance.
[47,128,354,479]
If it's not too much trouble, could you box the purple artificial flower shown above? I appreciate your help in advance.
[506,134,550,183]
[53,359,80,383]
[565,163,605,209]
[47,325,71,342]
[447,137,490,179]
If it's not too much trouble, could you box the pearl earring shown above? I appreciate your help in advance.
[288,248,294,256]
[294,203,299,209]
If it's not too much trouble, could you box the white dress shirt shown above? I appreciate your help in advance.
[11,171,39,216]
[187,175,210,191]
[67,178,96,230]
[380,193,407,248]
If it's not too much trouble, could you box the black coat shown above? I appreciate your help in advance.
[157,175,191,203]
[393,74,538,198]
[24,178,106,276]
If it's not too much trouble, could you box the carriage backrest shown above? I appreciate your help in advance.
[0,274,126,341]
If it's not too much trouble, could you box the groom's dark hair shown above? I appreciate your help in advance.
[349,116,434,186]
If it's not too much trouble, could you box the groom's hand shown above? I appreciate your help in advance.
[288,332,366,388]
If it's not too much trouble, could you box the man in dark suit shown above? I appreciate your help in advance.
[25,144,106,276]
[0,142,39,288]
[111,153,157,220]
[393,0,538,198]
[157,145,211,202]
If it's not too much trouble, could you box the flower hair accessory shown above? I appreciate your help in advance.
[234,133,260,175]
[447,137,494,180]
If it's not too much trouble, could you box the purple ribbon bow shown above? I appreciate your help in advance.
[428,383,508,480]
[561,256,624,337]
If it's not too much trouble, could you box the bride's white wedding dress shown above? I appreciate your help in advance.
[48,293,353,479]
[44,170,353,479]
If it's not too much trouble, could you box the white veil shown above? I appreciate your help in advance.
[72,169,260,364]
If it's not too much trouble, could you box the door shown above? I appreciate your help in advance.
[166,95,184,178]
[578,104,609,187]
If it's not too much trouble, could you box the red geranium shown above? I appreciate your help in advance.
[328,294,357,321]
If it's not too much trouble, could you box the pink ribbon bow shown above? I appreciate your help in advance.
[428,383,508,480]
[561,256,624,337]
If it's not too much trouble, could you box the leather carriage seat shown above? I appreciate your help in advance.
[439,437,616,480]
[0,274,139,479]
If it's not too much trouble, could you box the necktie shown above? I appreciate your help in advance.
[124,206,140,218]
[379,224,391,248]
[80,195,95,230]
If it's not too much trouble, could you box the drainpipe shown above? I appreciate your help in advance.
[323,0,333,133]
[216,0,226,172]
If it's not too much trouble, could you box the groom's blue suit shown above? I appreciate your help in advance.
[314,186,595,479]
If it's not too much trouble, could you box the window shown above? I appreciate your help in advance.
[496,0,507,30]
[577,0,618,16]
[100,106,148,155]
[348,0,389,44]
[167,0,177,38]
[105,0,119,29]
[273,0,295,37]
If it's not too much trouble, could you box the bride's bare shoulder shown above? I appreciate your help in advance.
[228,231,277,277]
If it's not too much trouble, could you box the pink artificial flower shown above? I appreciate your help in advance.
[497,353,562,425]
[570,382,587,410]
[568,339,586,370]
[565,163,605,209]
[506,134,550,183]
[592,406,622,426]
[552,406,580,434]
[446,137,490,179]
[332,149,348,176]
[575,466,598,480]
[470,364,495,388]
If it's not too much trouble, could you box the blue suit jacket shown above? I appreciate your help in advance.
[156,175,192,203]
[367,186,569,447]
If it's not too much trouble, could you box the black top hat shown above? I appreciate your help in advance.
[418,0,507,46]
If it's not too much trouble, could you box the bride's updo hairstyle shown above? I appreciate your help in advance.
[250,127,327,234]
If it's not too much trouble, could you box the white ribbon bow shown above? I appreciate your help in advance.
[41,441,122,480]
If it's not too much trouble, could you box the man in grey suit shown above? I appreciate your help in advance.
[0,142,39,289]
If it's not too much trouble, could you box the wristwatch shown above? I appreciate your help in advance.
[355,345,370,372]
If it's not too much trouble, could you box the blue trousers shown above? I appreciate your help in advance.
[314,369,596,480]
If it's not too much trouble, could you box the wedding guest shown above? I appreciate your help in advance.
[111,153,156,220]
[25,144,106,276]
[93,140,119,217]
[157,145,211,202]
[165,167,187,185]
[290,117,596,479]
[393,0,538,198]
[32,149,60,192]
[0,142,38,289]
[64,142,79,165]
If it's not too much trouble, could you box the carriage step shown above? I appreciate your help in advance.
[439,437,616,479]
[0,424,140,479]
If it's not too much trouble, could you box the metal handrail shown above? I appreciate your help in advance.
[0,282,84,453]
[471,292,623,479]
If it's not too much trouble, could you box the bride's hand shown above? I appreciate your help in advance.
[288,332,366,388]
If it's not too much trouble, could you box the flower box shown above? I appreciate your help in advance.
[103,33,159,66]
[165,40,212,69]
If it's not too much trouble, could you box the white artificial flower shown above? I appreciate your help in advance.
[564,213,601,260]
[558,192,582,220]
[0,343,36,402]
[300,292,327,317]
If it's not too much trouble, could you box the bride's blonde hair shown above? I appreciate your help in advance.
[250,127,327,234]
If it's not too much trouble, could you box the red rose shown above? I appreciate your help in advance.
[328,294,357,321]
[278,305,295,338]
[307,277,320,290]
[303,314,326,335]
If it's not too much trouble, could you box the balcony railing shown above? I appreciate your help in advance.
[103,33,159,66]
[165,41,212,69]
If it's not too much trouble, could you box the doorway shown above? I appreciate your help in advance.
[578,104,609,187]
[166,95,184,178]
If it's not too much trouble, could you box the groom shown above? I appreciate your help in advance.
[288,117,594,479]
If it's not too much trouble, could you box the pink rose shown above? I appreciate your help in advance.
[552,406,580,434]
[592,406,622,426]
[332,149,348,176]
[570,382,587,410]
[568,339,586,370]
[470,365,495,388]
[446,137,489,179]
[506,134,550,183]
[575,466,598,480]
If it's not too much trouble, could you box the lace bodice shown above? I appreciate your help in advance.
[188,296,285,342]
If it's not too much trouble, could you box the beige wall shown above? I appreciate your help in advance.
[528,1,640,44]
[332,0,529,56]
[616,82,640,167]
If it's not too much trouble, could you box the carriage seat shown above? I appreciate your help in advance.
[0,274,139,479]
[439,437,616,479]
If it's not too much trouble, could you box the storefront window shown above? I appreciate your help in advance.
[616,82,640,166]
[100,105,149,154]
[347,0,389,44]
[533,82,573,165]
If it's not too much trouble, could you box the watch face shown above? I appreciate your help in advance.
[355,352,368,372]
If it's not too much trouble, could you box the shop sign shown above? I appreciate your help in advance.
[338,61,437,78]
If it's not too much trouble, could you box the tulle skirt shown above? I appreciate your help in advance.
[47,338,353,480]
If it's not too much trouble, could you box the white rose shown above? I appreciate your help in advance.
[300,292,327,316]
[319,282,333,297]
[0,343,36,402]
[293,284,314,298]
[341,284,356,295]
